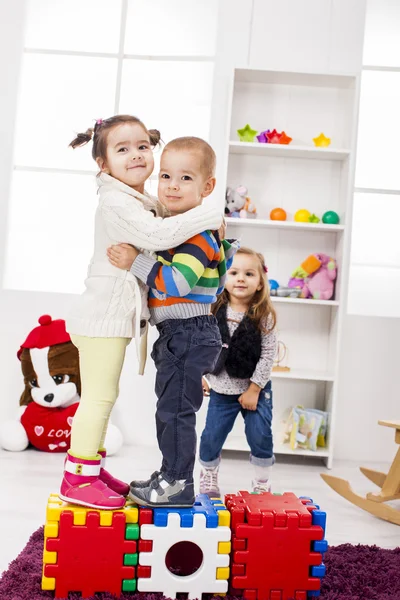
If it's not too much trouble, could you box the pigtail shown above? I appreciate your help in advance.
[69,128,94,150]
[148,128,162,148]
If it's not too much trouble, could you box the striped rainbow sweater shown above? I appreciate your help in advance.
[131,231,239,324]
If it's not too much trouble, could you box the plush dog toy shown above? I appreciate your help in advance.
[290,254,337,300]
[225,185,257,218]
[0,315,123,454]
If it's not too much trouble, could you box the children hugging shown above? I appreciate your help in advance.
[62,113,275,511]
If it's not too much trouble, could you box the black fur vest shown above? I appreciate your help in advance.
[212,304,262,379]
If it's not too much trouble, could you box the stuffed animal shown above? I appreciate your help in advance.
[225,185,257,218]
[0,315,123,454]
[290,254,337,300]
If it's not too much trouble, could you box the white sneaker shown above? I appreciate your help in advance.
[199,466,221,498]
[252,478,271,493]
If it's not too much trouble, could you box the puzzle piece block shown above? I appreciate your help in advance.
[153,494,230,528]
[42,494,138,597]
[225,491,327,600]
[138,509,231,599]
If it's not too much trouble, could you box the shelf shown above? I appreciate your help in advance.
[226,216,344,232]
[272,297,339,307]
[271,369,335,382]
[234,67,356,89]
[224,436,330,458]
[274,443,330,458]
[229,141,350,161]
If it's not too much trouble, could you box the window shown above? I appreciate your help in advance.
[348,0,400,317]
[4,0,218,294]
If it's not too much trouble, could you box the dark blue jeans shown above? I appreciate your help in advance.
[151,315,222,481]
[199,381,275,467]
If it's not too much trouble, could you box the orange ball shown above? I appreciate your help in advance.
[270,208,287,221]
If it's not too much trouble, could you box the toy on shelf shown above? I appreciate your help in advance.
[322,210,340,225]
[256,129,270,143]
[322,419,400,526]
[309,213,320,223]
[313,133,331,147]
[269,279,301,298]
[225,186,257,218]
[237,124,257,142]
[266,129,282,144]
[268,279,280,293]
[284,406,329,452]
[294,209,312,222]
[270,207,287,221]
[43,491,327,599]
[273,340,290,372]
[0,315,123,455]
[279,131,293,145]
[291,253,337,301]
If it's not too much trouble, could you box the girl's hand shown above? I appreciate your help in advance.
[218,218,226,241]
[202,377,211,396]
[238,388,259,411]
[107,243,140,270]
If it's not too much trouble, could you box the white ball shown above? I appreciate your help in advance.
[0,421,29,452]
[104,423,123,456]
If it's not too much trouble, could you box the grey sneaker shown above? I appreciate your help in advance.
[130,470,160,489]
[129,472,195,507]
[199,466,221,498]
[252,478,271,493]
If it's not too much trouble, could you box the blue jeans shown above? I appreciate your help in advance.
[199,381,275,467]
[151,315,222,480]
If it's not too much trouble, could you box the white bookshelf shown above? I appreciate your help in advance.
[213,67,360,468]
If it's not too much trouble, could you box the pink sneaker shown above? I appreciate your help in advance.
[59,452,125,510]
[199,465,221,498]
[98,450,129,496]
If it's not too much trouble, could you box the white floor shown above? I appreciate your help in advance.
[1,445,399,576]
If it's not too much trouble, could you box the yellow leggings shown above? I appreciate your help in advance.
[70,335,130,458]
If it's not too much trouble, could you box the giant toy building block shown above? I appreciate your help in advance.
[137,494,231,599]
[42,494,139,597]
[225,491,327,600]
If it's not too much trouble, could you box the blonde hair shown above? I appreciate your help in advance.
[163,136,216,178]
[69,114,161,162]
[212,247,277,333]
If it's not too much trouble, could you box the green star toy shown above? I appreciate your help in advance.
[237,124,258,142]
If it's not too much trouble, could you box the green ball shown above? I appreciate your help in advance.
[322,210,340,225]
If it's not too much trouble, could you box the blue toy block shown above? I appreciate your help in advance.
[311,510,327,533]
[312,539,328,554]
[311,564,326,578]
[308,591,321,597]
[153,494,225,528]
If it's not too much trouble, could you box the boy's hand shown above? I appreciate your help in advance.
[202,377,211,396]
[107,243,140,270]
[238,388,259,411]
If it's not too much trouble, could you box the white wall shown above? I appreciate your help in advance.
[1,0,396,464]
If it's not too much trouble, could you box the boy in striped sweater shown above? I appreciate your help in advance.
[108,137,238,507]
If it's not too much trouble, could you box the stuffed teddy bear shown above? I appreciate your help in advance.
[225,185,257,218]
[0,315,123,455]
[290,254,337,300]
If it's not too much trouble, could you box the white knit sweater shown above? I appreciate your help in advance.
[67,173,222,353]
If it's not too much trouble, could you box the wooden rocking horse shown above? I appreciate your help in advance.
[321,420,400,526]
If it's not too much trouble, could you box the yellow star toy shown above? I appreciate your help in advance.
[313,133,331,147]
[237,124,258,143]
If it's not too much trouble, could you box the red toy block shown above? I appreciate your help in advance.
[225,492,325,600]
[45,511,136,597]
[139,507,153,525]
[137,565,152,579]
[139,539,153,552]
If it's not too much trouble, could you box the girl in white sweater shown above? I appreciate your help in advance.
[60,114,222,510]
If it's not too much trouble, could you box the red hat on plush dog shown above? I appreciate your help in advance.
[17,315,71,360]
